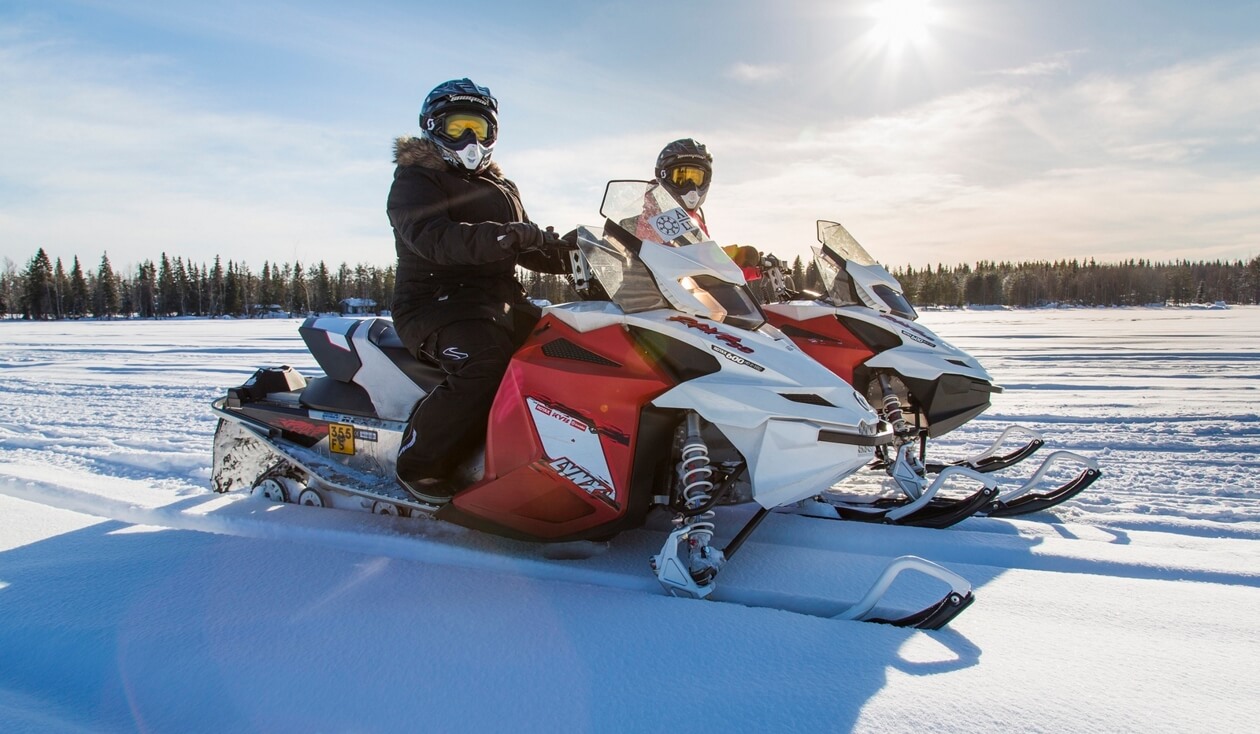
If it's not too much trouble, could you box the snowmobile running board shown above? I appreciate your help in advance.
[213,401,974,631]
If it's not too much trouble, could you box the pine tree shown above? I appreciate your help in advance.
[790,256,806,292]
[22,248,55,319]
[53,257,69,319]
[210,256,224,316]
[69,256,89,318]
[96,252,119,318]
[158,253,179,316]
[290,261,308,314]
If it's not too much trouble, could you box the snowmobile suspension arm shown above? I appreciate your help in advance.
[721,506,771,561]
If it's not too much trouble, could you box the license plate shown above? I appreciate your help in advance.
[328,423,356,455]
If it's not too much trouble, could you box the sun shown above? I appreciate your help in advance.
[868,0,939,50]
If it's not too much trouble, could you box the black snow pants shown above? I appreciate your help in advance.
[395,312,528,483]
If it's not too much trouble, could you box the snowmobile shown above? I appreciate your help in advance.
[210,180,975,629]
[755,221,1101,527]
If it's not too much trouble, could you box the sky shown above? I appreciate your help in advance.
[2,0,1258,274]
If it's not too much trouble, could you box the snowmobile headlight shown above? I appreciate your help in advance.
[679,276,729,324]
[677,275,766,331]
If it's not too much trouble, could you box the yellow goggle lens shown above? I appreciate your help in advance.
[669,165,707,187]
[443,113,490,141]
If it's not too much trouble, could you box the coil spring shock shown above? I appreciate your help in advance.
[878,373,911,437]
[674,412,722,584]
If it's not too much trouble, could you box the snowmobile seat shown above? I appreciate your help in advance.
[299,376,376,416]
[363,320,447,393]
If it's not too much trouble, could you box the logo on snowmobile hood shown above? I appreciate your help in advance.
[668,315,754,354]
[881,314,937,347]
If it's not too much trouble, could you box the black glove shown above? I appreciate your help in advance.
[497,222,546,253]
[541,227,577,252]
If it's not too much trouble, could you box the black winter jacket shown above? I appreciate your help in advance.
[387,136,567,350]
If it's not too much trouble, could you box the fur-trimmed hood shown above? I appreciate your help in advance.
[392,136,504,178]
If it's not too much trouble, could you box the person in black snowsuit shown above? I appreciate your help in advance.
[388,78,570,505]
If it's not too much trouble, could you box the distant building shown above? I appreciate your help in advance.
[340,298,378,315]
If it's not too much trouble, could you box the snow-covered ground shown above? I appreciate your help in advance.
[1,307,1257,733]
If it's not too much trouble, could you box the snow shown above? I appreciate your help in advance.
[1,308,1258,733]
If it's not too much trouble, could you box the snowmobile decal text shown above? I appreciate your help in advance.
[881,315,937,347]
[900,330,936,347]
[529,397,630,446]
[710,345,765,371]
[547,457,615,500]
[667,315,755,354]
[310,411,397,432]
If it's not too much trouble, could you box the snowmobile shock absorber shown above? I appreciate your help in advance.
[651,412,726,598]
[877,374,914,439]
[677,412,716,549]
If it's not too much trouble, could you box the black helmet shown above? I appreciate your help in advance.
[420,78,499,173]
[655,138,712,210]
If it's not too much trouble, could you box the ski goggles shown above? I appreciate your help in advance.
[440,112,494,143]
[668,165,708,188]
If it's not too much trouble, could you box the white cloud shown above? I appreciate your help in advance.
[0,31,388,270]
[727,62,788,83]
[688,49,1260,266]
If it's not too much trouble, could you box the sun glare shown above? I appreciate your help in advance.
[868,0,938,50]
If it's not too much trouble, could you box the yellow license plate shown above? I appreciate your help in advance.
[328,423,356,455]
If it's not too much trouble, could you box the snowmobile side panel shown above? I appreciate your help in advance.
[451,315,676,540]
[763,311,875,385]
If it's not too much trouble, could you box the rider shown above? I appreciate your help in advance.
[388,78,570,505]
[654,138,712,237]
[654,138,762,284]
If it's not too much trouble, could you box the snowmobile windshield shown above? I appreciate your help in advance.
[817,220,878,266]
[599,180,708,248]
[575,225,671,314]
[573,181,765,330]
[814,221,918,321]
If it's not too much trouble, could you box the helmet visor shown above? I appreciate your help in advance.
[442,112,492,142]
[668,165,708,188]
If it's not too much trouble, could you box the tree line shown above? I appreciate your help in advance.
[774,254,1259,307]
[3,247,1258,321]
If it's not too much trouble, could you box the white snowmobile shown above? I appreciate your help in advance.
[756,221,1102,527]
[210,181,975,629]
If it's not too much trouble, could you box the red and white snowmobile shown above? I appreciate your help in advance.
[756,220,1102,528]
[210,181,974,629]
